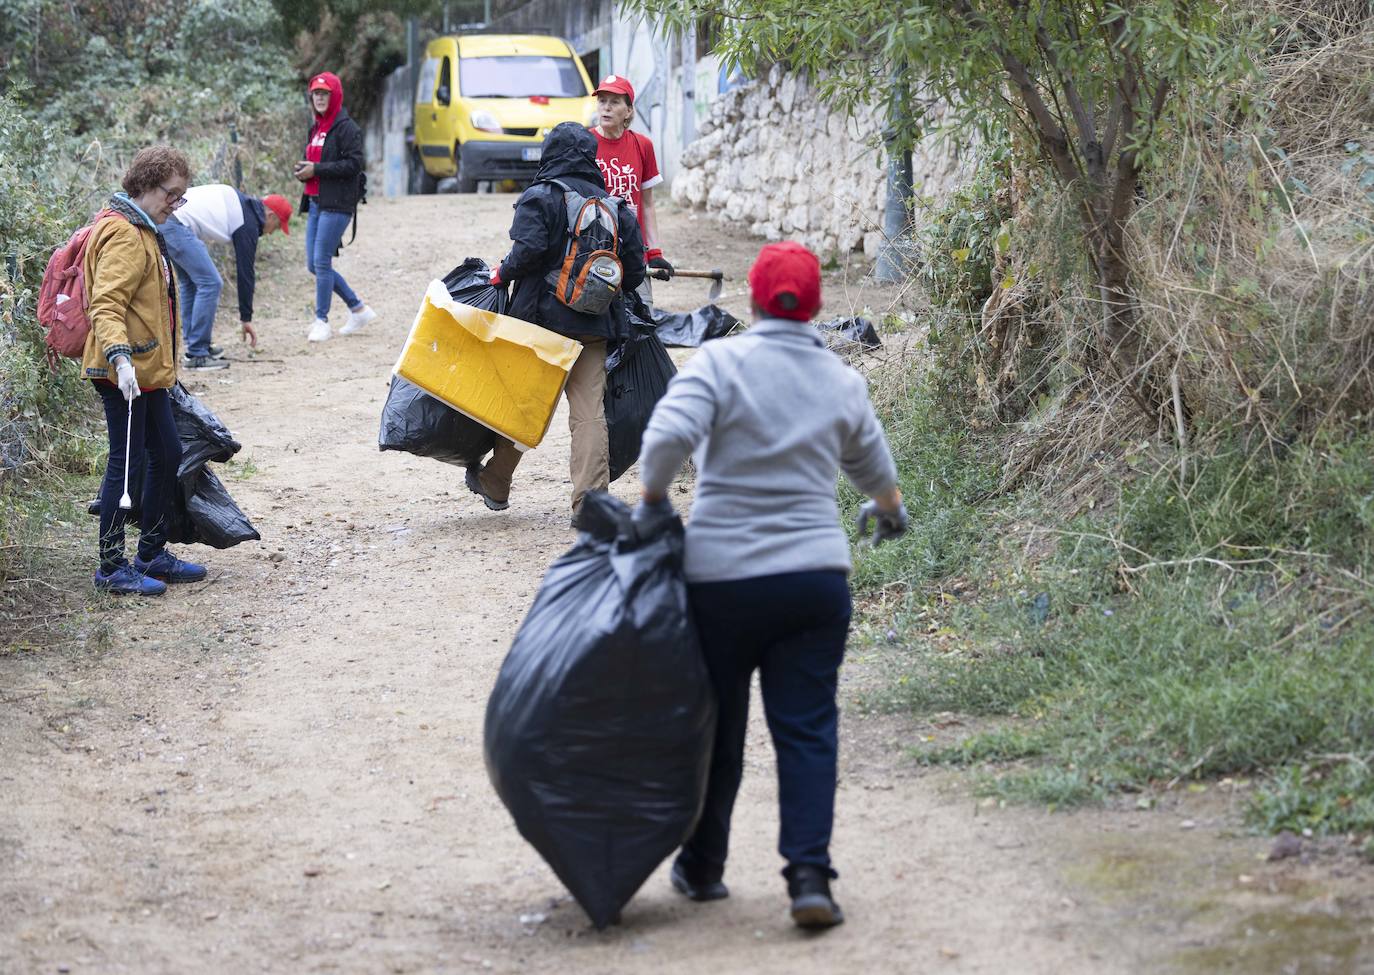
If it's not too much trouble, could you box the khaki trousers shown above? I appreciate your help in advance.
[478,337,609,512]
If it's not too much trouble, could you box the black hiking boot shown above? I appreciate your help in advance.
[670,859,729,902]
[784,863,843,929]
[464,464,509,511]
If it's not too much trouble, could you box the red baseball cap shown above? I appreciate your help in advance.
[594,74,635,104]
[748,241,822,321]
[261,194,292,235]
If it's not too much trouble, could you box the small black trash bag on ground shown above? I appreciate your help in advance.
[378,258,506,467]
[627,293,740,348]
[605,325,676,482]
[484,492,716,929]
[87,383,259,548]
[816,316,882,350]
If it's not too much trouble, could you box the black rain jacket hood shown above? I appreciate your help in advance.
[534,123,604,185]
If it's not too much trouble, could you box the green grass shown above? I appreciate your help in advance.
[855,387,1374,834]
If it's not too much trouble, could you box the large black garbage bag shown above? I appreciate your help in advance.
[605,326,676,482]
[87,383,260,549]
[378,258,506,466]
[182,468,259,547]
[816,316,882,350]
[442,256,509,312]
[484,492,716,929]
[650,304,741,348]
[378,376,497,468]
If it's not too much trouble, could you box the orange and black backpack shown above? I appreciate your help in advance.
[542,178,623,316]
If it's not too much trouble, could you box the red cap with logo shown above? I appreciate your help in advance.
[747,241,822,321]
[261,194,292,235]
[594,74,635,104]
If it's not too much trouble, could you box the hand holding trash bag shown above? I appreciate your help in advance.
[855,496,909,546]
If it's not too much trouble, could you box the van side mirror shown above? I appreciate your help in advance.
[436,85,450,105]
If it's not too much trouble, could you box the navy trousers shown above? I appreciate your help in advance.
[94,382,181,573]
[678,570,852,878]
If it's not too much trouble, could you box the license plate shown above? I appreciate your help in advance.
[521,147,542,162]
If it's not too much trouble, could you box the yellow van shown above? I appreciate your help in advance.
[411,33,596,194]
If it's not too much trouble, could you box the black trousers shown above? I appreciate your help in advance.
[94,382,181,573]
[678,570,852,879]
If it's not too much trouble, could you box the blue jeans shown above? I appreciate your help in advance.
[160,217,221,357]
[304,203,361,321]
[677,570,852,879]
[94,383,182,574]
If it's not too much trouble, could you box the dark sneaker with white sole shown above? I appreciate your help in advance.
[670,860,729,902]
[134,549,207,584]
[184,355,229,371]
[94,565,167,596]
[464,465,510,511]
[208,345,224,358]
[785,864,844,929]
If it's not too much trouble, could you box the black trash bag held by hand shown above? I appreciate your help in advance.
[484,492,716,929]
[605,326,676,482]
[378,258,508,467]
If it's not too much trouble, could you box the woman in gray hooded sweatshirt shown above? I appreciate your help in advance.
[637,241,908,929]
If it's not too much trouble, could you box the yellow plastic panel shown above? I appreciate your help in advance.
[394,280,582,451]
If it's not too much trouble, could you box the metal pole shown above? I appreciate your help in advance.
[875,71,914,284]
[483,0,491,25]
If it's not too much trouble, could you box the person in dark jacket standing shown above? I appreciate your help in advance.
[157,184,292,369]
[294,71,377,343]
[465,122,645,524]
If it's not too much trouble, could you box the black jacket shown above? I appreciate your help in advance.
[498,123,645,342]
[299,109,364,215]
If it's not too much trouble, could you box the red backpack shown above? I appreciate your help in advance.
[37,209,125,364]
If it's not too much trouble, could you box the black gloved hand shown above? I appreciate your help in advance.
[632,495,675,540]
[648,254,674,282]
[855,500,909,547]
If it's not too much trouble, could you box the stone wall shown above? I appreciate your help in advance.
[672,68,965,259]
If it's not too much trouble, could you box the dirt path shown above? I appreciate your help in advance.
[3,196,1368,975]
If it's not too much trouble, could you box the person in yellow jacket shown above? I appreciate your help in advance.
[82,146,210,595]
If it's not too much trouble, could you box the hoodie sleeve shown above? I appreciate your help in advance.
[617,202,646,293]
[498,186,557,282]
[230,222,258,323]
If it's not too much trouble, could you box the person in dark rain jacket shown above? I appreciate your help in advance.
[294,70,377,343]
[465,122,646,524]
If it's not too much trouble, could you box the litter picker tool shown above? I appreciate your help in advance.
[668,268,725,301]
[119,399,133,510]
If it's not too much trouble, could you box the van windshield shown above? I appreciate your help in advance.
[459,56,587,98]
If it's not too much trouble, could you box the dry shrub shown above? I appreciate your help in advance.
[957,0,1374,492]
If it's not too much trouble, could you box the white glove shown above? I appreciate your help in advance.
[113,356,140,402]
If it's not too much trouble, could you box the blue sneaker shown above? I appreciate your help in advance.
[134,549,208,584]
[94,565,167,596]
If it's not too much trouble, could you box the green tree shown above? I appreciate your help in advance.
[623,0,1260,420]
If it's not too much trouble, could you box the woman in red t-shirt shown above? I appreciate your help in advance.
[588,74,673,295]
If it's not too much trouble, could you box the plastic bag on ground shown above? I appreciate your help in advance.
[484,492,716,929]
[605,324,676,482]
[87,383,260,548]
[815,316,882,350]
[627,293,741,348]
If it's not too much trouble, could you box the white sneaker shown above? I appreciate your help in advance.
[307,318,331,342]
[339,305,377,335]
